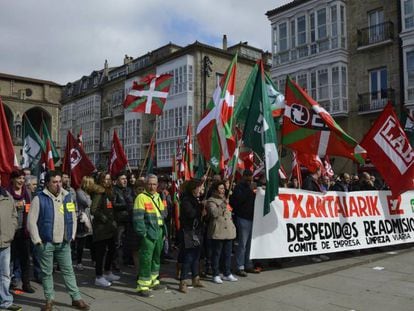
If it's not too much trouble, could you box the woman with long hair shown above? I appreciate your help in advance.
[206,181,237,284]
[88,172,119,287]
[178,179,205,293]
[75,176,94,270]
[7,169,34,293]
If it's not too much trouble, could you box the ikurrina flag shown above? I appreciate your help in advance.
[242,60,279,216]
[282,76,365,162]
[234,61,285,125]
[196,55,237,172]
[360,102,414,196]
[124,74,173,115]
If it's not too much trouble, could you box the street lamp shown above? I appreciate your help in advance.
[202,55,212,111]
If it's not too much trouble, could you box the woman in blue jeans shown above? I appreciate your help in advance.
[178,179,205,293]
[206,181,238,284]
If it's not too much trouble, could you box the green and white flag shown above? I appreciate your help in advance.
[242,60,279,216]
[22,117,44,170]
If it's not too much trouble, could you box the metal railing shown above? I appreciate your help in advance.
[358,88,395,112]
[357,21,394,47]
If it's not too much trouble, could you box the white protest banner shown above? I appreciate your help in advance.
[251,188,414,259]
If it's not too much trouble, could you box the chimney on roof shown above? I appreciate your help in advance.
[223,34,227,51]
[103,59,109,77]
[124,54,133,65]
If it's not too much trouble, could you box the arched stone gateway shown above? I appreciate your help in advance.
[23,106,52,135]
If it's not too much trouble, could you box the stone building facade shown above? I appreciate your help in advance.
[0,73,62,165]
[61,39,270,173]
[267,0,402,173]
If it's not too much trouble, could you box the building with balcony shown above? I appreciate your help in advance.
[60,39,270,174]
[267,0,401,173]
[0,73,62,166]
[401,0,414,110]
[60,67,106,166]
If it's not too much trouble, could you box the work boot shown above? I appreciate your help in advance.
[192,276,204,288]
[179,280,187,293]
[41,300,54,311]
[176,262,182,280]
[72,299,90,310]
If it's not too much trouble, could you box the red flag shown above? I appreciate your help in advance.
[296,152,323,173]
[0,97,16,175]
[123,74,172,115]
[62,131,95,189]
[360,102,414,196]
[283,77,365,162]
[109,130,128,177]
[183,124,194,181]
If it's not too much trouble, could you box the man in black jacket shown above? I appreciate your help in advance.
[112,172,134,268]
[230,170,259,277]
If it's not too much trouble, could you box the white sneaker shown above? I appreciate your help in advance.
[95,276,111,287]
[75,263,84,271]
[222,274,238,282]
[104,272,120,282]
[212,276,223,284]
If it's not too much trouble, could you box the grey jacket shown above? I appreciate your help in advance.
[0,190,18,248]
[206,195,236,240]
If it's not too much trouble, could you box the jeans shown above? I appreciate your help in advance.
[211,239,232,277]
[36,242,82,301]
[180,246,201,281]
[235,217,253,270]
[0,247,13,308]
[93,238,116,277]
[11,233,31,286]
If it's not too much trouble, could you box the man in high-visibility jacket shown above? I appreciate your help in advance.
[133,174,166,297]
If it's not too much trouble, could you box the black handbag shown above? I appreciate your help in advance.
[183,219,201,248]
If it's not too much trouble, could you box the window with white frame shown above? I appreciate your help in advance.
[297,16,306,45]
[404,0,414,29]
[331,5,338,49]
[278,22,288,51]
[368,9,384,43]
[318,69,329,100]
[290,20,296,49]
[317,8,327,40]
[369,67,388,108]
[407,51,414,100]
[297,73,307,90]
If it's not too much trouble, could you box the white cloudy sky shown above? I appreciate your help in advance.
[0,0,291,85]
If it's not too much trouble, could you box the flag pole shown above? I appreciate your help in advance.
[227,137,242,200]
[139,116,158,178]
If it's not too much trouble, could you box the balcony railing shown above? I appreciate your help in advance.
[358,88,395,113]
[357,21,394,48]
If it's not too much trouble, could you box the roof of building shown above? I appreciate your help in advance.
[266,0,311,17]
[0,72,61,86]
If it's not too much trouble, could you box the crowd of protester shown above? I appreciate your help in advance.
[0,165,389,310]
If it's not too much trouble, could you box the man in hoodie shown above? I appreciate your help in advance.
[0,175,21,311]
[28,171,89,311]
